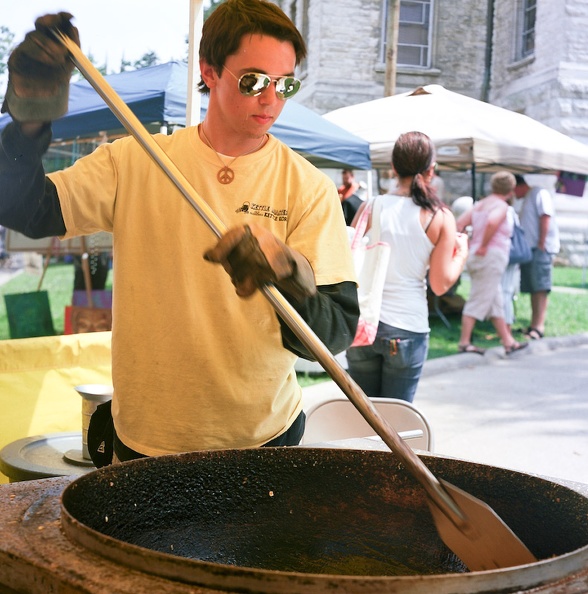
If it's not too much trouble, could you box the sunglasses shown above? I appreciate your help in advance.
[223,67,301,100]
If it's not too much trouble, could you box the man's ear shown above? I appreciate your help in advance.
[200,60,218,89]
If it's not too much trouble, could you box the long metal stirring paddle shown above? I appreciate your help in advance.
[52,29,537,572]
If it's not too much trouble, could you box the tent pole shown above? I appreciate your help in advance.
[187,0,204,127]
[471,163,477,201]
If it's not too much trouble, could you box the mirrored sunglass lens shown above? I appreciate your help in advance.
[276,77,301,98]
[239,73,270,96]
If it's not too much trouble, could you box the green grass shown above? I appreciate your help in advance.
[0,261,112,338]
[299,265,588,387]
[1,262,587,388]
[0,263,74,337]
[551,265,588,289]
[427,265,588,358]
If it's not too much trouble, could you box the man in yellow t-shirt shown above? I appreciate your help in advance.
[0,1,358,462]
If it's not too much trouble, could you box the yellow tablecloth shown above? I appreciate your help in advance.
[0,332,112,483]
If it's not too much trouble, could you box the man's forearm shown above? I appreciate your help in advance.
[538,215,550,250]
[278,281,359,360]
[0,121,66,238]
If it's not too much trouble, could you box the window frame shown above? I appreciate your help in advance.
[516,0,536,60]
[381,0,434,69]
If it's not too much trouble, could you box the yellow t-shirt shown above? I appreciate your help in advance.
[49,128,355,455]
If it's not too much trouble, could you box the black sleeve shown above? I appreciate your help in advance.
[0,121,66,238]
[278,280,359,361]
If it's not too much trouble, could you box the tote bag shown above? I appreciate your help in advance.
[509,223,533,265]
[4,242,55,339]
[349,197,391,347]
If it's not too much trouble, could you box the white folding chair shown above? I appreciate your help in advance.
[302,388,434,451]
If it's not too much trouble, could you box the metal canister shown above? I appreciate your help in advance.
[74,384,113,460]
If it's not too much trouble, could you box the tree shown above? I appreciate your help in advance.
[0,26,162,104]
[0,26,15,104]
[0,26,14,75]
[133,51,159,70]
[204,0,225,20]
[120,51,160,73]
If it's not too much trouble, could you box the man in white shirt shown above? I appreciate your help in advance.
[514,175,560,340]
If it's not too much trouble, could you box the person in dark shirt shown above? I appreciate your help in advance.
[338,169,366,225]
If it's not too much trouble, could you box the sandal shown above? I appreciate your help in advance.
[505,341,529,355]
[458,344,486,355]
[524,327,544,340]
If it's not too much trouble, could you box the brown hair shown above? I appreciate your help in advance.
[198,0,307,93]
[392,131,441,212]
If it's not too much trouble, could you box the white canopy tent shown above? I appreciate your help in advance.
[325,85,588,177]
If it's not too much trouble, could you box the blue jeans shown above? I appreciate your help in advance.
[346,322,429,403]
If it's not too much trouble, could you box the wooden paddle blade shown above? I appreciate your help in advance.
[428,479,537,572]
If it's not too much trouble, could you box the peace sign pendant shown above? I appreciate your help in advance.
[217,165,235,184]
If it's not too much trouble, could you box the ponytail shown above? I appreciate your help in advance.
[393,131,443,213]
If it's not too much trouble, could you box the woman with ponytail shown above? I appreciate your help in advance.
[347,131,468,402]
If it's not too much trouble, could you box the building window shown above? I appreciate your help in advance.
[382,0,433,68]
[518,0,536,59]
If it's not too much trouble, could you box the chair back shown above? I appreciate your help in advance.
[302,395,433,451]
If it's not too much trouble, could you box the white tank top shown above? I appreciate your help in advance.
[377,195,435,333]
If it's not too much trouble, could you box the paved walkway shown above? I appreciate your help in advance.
[303,334,588,485]
[415,334,588,484]
[0,254,25,286]
[0,267,22,287]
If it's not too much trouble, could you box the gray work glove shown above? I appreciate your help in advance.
[2,12,80,122]
[204,224,317,302]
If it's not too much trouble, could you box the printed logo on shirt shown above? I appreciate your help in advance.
[235,201,288,222]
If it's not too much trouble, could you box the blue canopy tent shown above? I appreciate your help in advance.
[0,61,371,170]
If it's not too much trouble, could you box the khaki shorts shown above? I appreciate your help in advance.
[463,248,509,321]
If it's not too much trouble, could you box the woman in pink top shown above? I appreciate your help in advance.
[457,171,528,355]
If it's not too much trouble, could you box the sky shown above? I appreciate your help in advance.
[1,1,198,76]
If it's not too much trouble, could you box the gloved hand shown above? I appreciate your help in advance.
[204,224,317,301]
[2,12,80,122]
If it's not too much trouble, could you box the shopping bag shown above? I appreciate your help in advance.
[64,243,112,334]
[349,197,390,347]
[65,288,113,334]
[4,290,55,339]
[3,242,56,339]
[509,223,532,265]
[64,304,112,334]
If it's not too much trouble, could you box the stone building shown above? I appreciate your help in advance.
[282,0,587,147]
[283,0,491,114]
[281,0,588,212]
[490,0,588,147]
